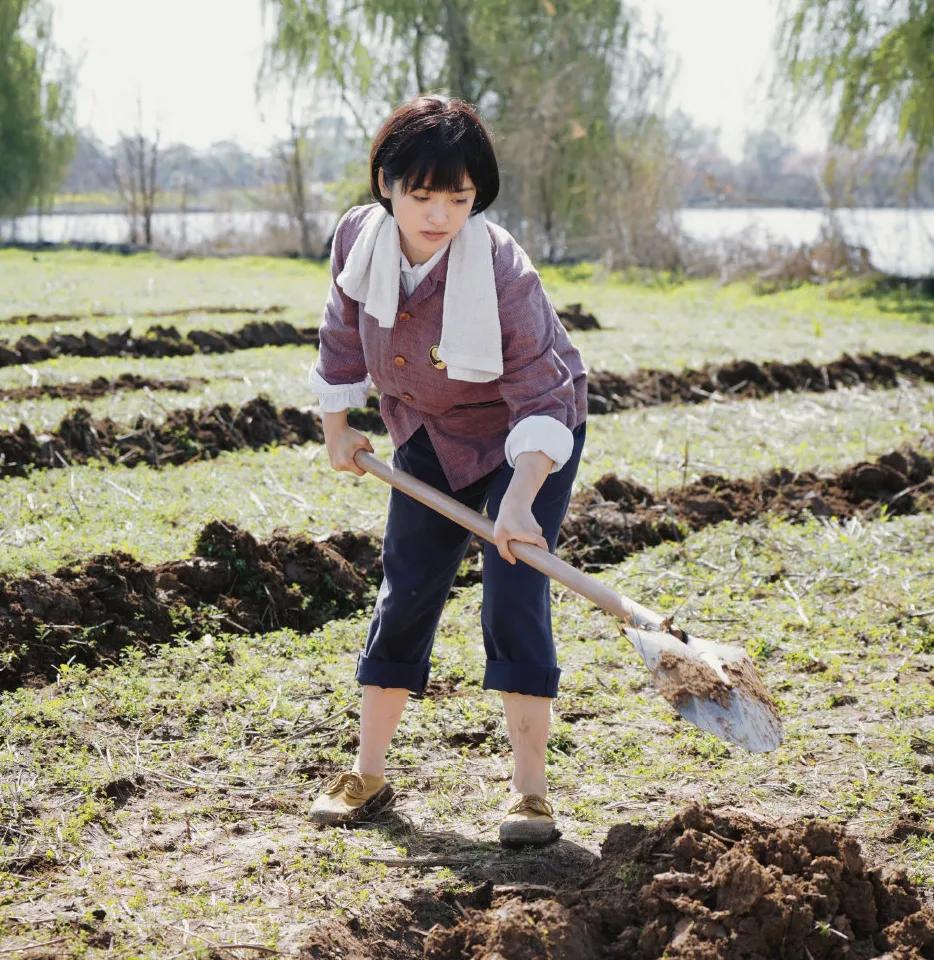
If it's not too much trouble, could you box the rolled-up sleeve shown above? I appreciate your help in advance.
[308,207,372,411]
[496,240,576,473]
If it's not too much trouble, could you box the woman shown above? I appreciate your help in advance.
[307,94,588,847]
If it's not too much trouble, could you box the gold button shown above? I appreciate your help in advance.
[429,345,446,370]
[401,392,414,402]
[393,354,406,367]
[398,311,412,321]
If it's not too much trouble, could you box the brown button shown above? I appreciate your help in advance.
[398,311,412,321]
[393,354,406,367]
[401,392,414,402]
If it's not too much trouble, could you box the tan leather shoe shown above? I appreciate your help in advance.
[309,770,394,825]
[499,794,560,847]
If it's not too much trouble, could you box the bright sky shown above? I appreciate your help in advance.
[50,0,828,161]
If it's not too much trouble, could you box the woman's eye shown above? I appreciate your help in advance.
[454,199,469,205]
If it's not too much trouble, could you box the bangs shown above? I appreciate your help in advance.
[400,146,473,195]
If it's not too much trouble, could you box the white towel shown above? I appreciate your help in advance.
[336,205,502,383]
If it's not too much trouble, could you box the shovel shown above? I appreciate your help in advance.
[354,450,784,754]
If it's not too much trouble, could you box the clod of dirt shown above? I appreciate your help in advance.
[559,437,933,568]
[653,652,734,710]
[557,303,601,331]
[0,304,287,325]
[425,803,934,960]
[0,395,331,477]
[0,318,319,368]
[586,350,933,414]
[0,373,202,402]
[0,522,383,691]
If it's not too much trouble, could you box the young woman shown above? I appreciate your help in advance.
[307,94,588,846]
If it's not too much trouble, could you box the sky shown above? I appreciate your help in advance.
[49,0,828,161]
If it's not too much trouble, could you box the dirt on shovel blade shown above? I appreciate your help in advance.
[423,802,934,960]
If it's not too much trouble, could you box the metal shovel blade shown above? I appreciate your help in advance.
[623,626,783,753]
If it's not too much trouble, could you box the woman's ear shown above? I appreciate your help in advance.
[377,168,392,200]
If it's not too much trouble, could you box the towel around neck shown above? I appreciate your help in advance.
[336,205,502,383]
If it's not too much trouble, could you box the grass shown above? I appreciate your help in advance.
[0,381,929,577]
[1,511,930,955]
[0,249,931,957]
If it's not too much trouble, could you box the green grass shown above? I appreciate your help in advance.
[0,382,929,577]
[1,511,930,955]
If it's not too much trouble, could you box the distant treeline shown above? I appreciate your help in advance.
[60,120,934,213]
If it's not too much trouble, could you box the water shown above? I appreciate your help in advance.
[4,206,933,276]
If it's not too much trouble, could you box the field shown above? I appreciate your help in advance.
[0,248,932,958]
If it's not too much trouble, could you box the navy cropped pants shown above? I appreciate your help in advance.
[355,421,586,698]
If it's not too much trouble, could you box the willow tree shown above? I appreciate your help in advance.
[260,0,674,262]
[0,0,75,220]
[776,0,934,182]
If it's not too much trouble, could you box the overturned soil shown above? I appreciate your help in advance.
[559,436,934,566]
[0,372,203,402]
[422,802,934,959]
[0,393,387,477]
[587,350,933,414]
[557,303,601,331]
[0,521,384,691]
[0,396,325,477]
[1,437,930,693]
[0,304,286,326]
[0,318,319,367]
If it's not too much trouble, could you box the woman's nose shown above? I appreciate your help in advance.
[426,201,448,226]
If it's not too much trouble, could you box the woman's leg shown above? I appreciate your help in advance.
[501,691,551,796]
[354,685,410,777]
[352,427,492,774]
[481,422,587,799]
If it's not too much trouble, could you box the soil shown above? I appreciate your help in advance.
[587,351,933,414]
[558,436,934,566]
[1,305,287,325]
[653,651,735,710]
[422,802,934,960]
[1,437,929,692]
[0,395,329,477]
[557,303,601,331]
[0,521,383,691]
[0,319,319,367]
[0,373,203,402]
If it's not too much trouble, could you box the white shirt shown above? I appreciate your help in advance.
[400,241,450,296]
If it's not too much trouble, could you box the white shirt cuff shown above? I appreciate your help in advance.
[504,415,574,473]
[308,366,373,412]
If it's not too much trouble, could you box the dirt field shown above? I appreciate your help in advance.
[0,249,931,958]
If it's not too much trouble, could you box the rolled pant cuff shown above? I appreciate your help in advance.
[355,653,430,694]
[483,660,561,698]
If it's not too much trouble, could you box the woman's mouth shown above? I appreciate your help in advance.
[421,231,447,240]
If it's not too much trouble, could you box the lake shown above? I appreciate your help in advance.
[3,206,933,276]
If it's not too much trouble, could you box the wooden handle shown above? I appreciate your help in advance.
[354,450,670,633]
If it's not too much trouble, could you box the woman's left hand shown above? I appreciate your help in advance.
[492,495,548,565]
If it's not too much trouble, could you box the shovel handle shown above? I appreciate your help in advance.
[354,450,670,634]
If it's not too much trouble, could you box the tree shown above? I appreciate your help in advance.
[775,0,934,181]
[260,0,676,264]
[110,101,160,246]
[0,0,75,220]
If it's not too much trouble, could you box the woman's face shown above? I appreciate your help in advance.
[378,167,477,265]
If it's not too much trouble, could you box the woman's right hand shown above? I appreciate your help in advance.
[322,411,374,476]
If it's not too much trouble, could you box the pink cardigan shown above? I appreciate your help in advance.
[312,203,588,491]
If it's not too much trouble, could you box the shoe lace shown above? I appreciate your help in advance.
[323,771,368,799]
[507,794,554,817]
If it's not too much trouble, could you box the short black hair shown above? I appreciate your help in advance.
[369,95,499,216]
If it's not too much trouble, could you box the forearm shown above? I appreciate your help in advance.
[504,450,554,507]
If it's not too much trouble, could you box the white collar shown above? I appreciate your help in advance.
[336,206,502,382]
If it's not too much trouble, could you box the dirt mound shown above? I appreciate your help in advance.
[0,395,334,477]
[559,438,933,566]
[0,304,286,325]
[425,803,934,960]
[0,521,383,691]
[0,373,202,402]
[587,351,933,414]
[557,303,601,331]
[0,319,319,367]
